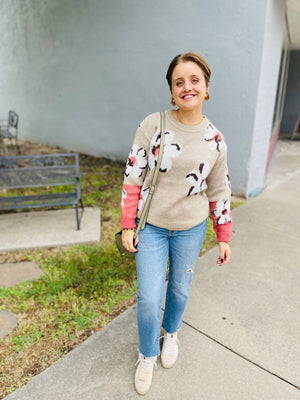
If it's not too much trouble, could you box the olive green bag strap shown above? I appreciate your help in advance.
[133,111,165,238]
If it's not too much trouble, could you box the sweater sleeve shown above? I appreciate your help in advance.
[120,114,158,228]
[121,184,141,228]
[206,142,232,242]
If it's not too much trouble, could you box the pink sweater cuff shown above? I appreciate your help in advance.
[121,184,141,229]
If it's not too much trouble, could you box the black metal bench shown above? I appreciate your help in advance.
[0,110,20,153]
[0,153,84,230]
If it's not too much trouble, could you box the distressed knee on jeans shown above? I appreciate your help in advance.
[172,268,194,290]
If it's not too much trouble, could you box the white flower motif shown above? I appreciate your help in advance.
[204,124,226,152]
[137,186,150,211]
[125,144,147,178]
[121,189,127,207]
[225,168,231,188]
[213,199,232,225]
[148,130,181,172]
[186,162,210,196]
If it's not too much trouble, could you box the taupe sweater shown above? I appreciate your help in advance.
[121,109,232,241]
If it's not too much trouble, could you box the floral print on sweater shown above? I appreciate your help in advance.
[210,199,232,242]
[225,168,231,188]
[149,129,182,172]
[121,188,127,207]
[186,162,210,196]
[137,186,150,212]
[204,123,226,152]
[124,144,147,178]
[212,199,232,225]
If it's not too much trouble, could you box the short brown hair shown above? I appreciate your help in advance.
[166,52,211,91]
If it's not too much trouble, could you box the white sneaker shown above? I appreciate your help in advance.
[134,352,157,395]
[161,331,179,369]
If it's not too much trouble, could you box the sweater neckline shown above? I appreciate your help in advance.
[165,109,209,132]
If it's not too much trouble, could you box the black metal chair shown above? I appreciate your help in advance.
[0,110,20,153]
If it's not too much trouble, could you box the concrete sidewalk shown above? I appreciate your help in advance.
[0,207,100,252]
[4,138,300,400]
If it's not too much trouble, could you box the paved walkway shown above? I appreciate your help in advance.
[3,138,300,399]
[0,207,100,252]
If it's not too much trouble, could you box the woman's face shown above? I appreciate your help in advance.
[171,61,208,112]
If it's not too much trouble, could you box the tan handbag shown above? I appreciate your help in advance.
[115,111,165,255]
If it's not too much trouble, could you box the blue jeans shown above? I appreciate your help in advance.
[135,219,207,357]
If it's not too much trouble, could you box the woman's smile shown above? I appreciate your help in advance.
[182,94,196,100]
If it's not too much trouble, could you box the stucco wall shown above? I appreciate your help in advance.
[281,50,300,134]
[246,0,285,197]
[0,0,278,195]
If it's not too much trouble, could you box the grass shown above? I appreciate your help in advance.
[0,146,244,399]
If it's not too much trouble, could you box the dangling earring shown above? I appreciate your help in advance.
[171,98,176,106]
[204,92,210,101]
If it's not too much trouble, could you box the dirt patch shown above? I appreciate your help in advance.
[4,138,68,156]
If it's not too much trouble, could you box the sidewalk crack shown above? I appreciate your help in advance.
[182,320,300,391]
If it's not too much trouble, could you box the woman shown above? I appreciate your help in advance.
[121,52,232,395]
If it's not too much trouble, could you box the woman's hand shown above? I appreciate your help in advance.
[217,242,231,266]
[122,229,139,253]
